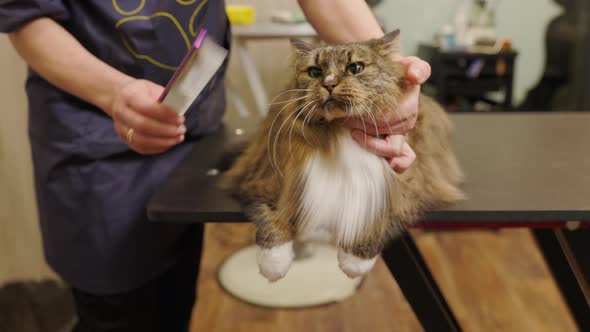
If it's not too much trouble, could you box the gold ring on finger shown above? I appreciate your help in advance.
[126,128,135,143]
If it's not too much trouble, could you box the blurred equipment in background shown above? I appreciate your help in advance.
[438,0,501,51]
[421,0,519,112]
[226,5,256,25]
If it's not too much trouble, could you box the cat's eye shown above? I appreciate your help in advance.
[308,67,322,79]
[348,62,364,75]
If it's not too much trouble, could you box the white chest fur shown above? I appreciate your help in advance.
[297,133,392,246]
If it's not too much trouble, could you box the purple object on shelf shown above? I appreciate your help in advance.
[466,58,485,79]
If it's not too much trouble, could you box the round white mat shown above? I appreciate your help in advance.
[217,243,364,308]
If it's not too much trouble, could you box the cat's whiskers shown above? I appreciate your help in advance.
[287,102,311,153]
[342,98,350,119]
[372,99,395,134]
[346,99,354,118]
[371,99,406,160]
[272,98,317,178]
[355,96,385,137]
[369,100,395,135]
[301,103,319,148]
[354,80,405,150]
[288,98,318,155]
[349,91,379,134]
[377,96,404,128]
[347,89,403,158]
[268,89,313,106]
[342,98,357,131]
[267,94,312,176]
[341,91,368,146]
[352,104,368,147]
[340,106,353,123]
[328,96,353,126]
[378,96,408,156]
[272,108,298,177]
[355,98,380,156]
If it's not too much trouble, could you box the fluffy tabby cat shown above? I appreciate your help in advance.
[219,30,465,281]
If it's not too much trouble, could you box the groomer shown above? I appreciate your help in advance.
[1,0,430,331]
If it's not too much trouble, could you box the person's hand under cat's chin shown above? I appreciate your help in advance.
[344,55,431,172]
[351,131,416,173]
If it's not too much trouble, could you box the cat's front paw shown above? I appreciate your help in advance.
[257,241,295,282]
[337,249,377,279]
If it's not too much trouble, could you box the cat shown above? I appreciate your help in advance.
[218,30,465,282]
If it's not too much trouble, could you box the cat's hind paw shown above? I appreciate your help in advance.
[337,249,377,279]
[257,241,295,282]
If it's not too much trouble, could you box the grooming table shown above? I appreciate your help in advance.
[147,112,590,332]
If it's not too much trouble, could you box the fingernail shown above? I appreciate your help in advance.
[178,115,185,124]
[177,125,186,134]
[411,68,423,82]
[178,135,185,143]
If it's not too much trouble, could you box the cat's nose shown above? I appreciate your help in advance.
[323,80,338,92]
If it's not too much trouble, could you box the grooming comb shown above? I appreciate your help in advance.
[158,29,228,115]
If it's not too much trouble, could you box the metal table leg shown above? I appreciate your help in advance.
[533,228,590,332]
[382,232,462,332]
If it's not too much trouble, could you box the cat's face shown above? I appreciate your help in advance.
[291,30,406,123]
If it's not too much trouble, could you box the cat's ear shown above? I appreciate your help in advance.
[370,29,401,57]
[290,38,313,53]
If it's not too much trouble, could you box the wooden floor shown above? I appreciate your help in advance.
[190,224,578,332]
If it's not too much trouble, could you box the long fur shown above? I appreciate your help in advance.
[298,129,391,247]
[218,30,465,279]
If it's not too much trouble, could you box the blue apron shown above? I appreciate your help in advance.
[0,0,231,294]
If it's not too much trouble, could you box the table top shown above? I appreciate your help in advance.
[147,112,590,224]
[231,22,317,39]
